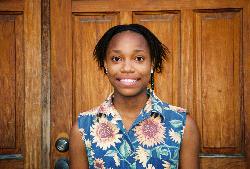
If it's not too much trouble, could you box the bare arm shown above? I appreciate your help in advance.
[69,121,89,169]
[179,115,200,169]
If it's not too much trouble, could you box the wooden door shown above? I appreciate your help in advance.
[51,0,250,168]
[0,0,42,169]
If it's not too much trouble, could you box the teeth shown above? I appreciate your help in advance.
[120,79,137,83]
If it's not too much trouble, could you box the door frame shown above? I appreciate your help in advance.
[24,0,42,168]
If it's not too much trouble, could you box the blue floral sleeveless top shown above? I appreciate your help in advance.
[78,89,187,169]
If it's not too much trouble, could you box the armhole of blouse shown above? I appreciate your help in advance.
[180,111,188,144]
[78,115,92,154]
[77,115,85,144]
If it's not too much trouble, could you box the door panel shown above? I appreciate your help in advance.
[0,14,23,150]
[133,11,181,105]
[0,0,42,169]
[51,0,250,168]
[194,10,243,153]
[201,158,245,169]
[0,13,24,169]
[73,13,118,116]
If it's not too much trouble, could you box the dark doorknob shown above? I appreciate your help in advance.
[54,158,69,169]
[55,137,69,152]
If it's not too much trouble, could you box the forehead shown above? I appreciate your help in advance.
[107,30,149,50]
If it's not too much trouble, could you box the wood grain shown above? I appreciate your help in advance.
[120,11,132,25]
[243,1,250,167]
[0,1,23,11]
[72,0,248,12]
[24,0,42,168]
[200,157,246,169]
[0,0,248,168]
[180,10,194,114]
[15,14,25,157]
[50,1,250,169]
[0,160,23,169]
[0,15,16,149]
[194,10,243,154]
[41,0,51,168]
[50,0,72,167]
[73,13,116,117]
[133,12,181,106]
[0,13,24,157]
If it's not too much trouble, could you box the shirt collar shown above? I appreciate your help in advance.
[97,88,168,120]
[144,88,167,121]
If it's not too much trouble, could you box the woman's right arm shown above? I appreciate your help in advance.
[69,121,89,169]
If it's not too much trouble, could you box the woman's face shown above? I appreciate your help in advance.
[105,31,152,97]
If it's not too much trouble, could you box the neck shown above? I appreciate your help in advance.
[113,89,148,117]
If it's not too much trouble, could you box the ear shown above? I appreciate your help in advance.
[151,65,154,73]
[103,61,108,74]
[104,60,107,68]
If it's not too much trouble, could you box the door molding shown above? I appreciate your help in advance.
[24,0,42,168]
[41,0,51,169]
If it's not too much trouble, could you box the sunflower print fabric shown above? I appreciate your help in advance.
[78,89,187,169]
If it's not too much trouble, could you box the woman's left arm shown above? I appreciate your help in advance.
[179,114,200,169]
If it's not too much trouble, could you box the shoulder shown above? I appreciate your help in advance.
[78,106,99,126]
[160,102,187,122]
[185,115,199,135]
[183,115,200,144]
[69,121,89,168]
[181,114,200,144]
[179,114,200,168]
[70,121,82,140]
[69,121,84,154]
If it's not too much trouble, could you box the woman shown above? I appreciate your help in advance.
[70,24,200,169]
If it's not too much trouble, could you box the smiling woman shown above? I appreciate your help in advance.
[69,24,200,169]
[105,31,152,99]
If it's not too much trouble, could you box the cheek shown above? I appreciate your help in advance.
[145,73,151,83]
[105,65,119,81]
[106,64,119,75]
[141,68,151,81]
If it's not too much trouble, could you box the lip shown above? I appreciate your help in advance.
[116,78,139,87]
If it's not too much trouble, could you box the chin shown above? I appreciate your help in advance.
[114,87,147,98]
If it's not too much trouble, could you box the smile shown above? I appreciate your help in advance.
[118,78,138,86]
[120,79,137,83]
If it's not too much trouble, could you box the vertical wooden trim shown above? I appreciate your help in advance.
[41,0,50,168]
[194,11,203,150]
[172,12,181,106]
[180,10,194,113]
[51,0,72,167]
[120,11,132,24]
[243,1,250,167]
[24,0,41,169]
[15,14,25,156]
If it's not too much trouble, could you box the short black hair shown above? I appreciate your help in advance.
[93,24,169,73]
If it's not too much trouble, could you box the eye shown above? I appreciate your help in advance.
[111,56,121,62]
[135,56,144,62]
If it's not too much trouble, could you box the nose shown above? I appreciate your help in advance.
[120,60,135,73]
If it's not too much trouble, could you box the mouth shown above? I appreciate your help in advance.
[117,78,139,86]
